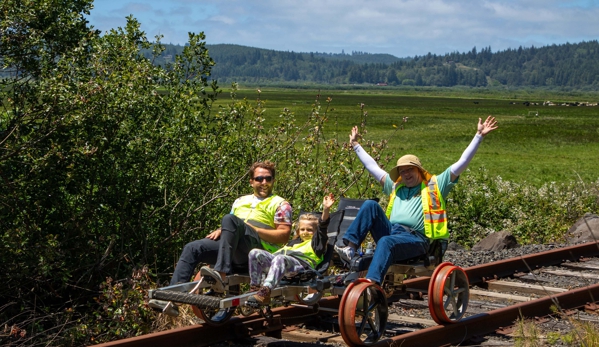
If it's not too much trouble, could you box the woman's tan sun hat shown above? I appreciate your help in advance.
[388,154,432,183]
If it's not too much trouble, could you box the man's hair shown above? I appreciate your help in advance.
[249,161,276,179]
[293,213,319,239]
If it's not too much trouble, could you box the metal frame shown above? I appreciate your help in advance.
[148,251,443,310]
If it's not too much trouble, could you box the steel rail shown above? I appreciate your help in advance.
[95,299,339,347]
[405,241,599,293]
[373,282,599,347]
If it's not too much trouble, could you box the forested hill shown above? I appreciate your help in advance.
[149,41,599,89]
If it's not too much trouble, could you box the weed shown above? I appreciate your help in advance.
[514,316,543,347]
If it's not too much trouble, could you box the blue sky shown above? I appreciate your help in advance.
[87,0,599,58]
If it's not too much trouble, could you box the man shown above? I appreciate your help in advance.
[335,116,498,285]
[150,161,292,316]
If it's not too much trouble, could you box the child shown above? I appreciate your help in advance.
[246,194,335,305]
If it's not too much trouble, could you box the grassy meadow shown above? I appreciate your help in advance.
[216,87,599,187]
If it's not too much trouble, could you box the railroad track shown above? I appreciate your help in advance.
[97,241,599,347]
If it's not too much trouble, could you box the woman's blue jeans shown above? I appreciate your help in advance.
[341,200,429,284]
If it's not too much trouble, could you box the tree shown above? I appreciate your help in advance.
[348,66,364,83]
[1,3,388,344]
[0,3,225,342]
[0,0,94,79]
[386,68,400,85]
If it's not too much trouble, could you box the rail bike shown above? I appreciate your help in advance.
[148,198,469,346]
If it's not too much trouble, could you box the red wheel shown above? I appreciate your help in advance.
[427,261,454,323]
[338,280,388,346]
[338,278,363,327]
[191,271,236,326]
[428,265,469,324]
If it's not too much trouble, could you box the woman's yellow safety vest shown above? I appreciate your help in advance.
[232,194,286,252]
[275,239,323,268]
[385,175,449,240]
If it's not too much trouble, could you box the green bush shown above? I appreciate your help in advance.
[448,167,599,247]
[1,4,384,342]
[67,267,156,345]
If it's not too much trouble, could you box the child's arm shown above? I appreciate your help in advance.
[312,194,336,258]
[322,193,334,221]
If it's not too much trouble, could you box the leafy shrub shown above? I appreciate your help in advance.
[67,267,155,345]
[448,167,599,247]
[0,6,385,343]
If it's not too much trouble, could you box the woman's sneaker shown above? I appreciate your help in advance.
[334,244,356,264]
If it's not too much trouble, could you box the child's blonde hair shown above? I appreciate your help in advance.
[293,213,319,239]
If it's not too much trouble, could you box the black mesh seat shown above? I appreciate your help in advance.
[333,197,377,246]
[332,197,380,266]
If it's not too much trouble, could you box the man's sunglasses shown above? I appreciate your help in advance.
[252,176,273,183]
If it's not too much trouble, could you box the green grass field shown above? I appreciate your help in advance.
[214,87,599,187]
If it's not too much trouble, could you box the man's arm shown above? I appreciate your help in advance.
[450,116,498,182]
[350,126,388,185]
[253,223,292,244]
[253,200,293,244]
[205,228,222,240]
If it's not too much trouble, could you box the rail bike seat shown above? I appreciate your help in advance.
[225,208,347,308]
[331,197,379,266]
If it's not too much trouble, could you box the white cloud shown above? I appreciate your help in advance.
[209,15,236,26]
[87,0,599,57]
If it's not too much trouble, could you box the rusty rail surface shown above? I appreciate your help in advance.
[404,241,599,292]
[375,282,599,347]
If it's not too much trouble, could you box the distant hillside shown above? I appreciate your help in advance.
[145,41,599,89]
[206,44,404,64]
[309,50,403,65]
